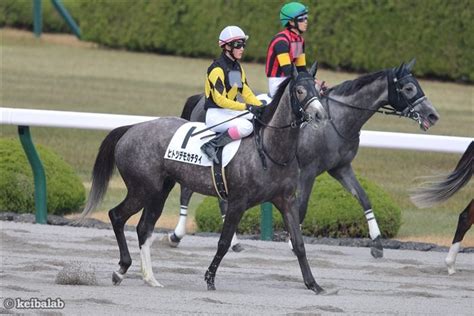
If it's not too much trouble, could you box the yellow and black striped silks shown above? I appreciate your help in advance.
[205,53,261,111]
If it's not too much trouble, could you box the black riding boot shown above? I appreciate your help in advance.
[200,131,234,164]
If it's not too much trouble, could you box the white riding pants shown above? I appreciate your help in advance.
[205,108,254,139]
[268,77,288,97]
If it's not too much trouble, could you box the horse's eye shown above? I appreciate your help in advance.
[297,89,304,95]
[405,86,413,92]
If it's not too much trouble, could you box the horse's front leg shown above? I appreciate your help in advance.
[273,196,324,294]
[205,205,244,291]
[329,164,383,258]
[219,199,244,252]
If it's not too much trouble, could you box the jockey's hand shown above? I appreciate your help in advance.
[315,79,329,94]
[246,104,265,117]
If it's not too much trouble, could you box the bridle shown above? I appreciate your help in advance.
[254,74,318,169]
[254,76,316,129]
[320,68,427,141]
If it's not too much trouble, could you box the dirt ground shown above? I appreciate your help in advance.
[1,221,473,315]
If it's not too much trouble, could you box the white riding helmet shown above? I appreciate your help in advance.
[218,26,249,47]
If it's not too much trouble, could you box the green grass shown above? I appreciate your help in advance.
[1,29,473,243]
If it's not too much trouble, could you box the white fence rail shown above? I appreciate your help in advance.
[1,107,472,153]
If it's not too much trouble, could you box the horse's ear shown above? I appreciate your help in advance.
[396,62,405,76]
[309,61,318,78]
[292,64,298,80]
[406,58,416,72]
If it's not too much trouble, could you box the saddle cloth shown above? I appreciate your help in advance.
[164,122,241,167]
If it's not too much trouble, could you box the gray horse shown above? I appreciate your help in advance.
[81,66,329,293]
[167,59,440,258]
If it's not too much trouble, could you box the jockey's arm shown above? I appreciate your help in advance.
[295,53,307,73]
[275,40,292,76]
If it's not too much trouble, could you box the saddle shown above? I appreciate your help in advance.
[164,122,241,200]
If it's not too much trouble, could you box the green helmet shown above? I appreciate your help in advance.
[280,2,308,27]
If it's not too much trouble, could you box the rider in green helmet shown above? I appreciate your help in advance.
[265,2,327,97]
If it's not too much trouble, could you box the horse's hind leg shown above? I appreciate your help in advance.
[109,192,144,285]
[446,199,473,275]
[167,186,194,247]
[329,165,383,258]
[138,178,175,287]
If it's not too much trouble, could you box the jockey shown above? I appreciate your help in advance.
[266,2,326,97]
[201,25,263,164]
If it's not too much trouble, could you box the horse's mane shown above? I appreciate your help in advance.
[261,77,292,121]
[329,70,387,96]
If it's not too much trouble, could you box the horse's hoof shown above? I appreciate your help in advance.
[112,271,124,286]
[371,237,384,258]
[308,284,325,295]
[207,284,216,291]
[144,277,164,287]
[165,233,180,248]
[231,243,244,252]
[370,246,383,258]
[445,259,456,275]
[204,270,216,290]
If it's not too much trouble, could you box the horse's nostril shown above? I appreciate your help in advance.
[429,113,439,123]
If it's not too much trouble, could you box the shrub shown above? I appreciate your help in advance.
[2,0,470,81]
[195,173,401,238]
[0,138,85,215]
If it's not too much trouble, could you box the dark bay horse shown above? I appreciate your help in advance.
[411,141,473,274]
[82,66,330,293]
[167,60,440,258]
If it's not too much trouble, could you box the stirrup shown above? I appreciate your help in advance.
[201,143,219,164]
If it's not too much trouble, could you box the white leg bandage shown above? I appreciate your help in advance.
[445,242,461,275]
[365,209,381,240]
[174,205,188,239]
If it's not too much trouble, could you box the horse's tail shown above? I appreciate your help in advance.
[181,94,203,120]
[410,141,473,208]
[81,125,133,218]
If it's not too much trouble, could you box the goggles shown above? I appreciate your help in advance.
[296,14,308,23]
[230,40,246,49]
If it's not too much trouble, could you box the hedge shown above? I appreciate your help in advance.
[0,138,85,215]
[195,173,401,238]
[1,0,472,81]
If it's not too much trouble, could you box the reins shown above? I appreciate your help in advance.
[253,96,317,129]
[190,111,250,137]
[320,94,400,116]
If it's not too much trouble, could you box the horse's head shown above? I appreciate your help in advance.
[388,59,440,131]
[288,62,327,126]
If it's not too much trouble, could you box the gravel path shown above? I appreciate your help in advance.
[1,220,473,315]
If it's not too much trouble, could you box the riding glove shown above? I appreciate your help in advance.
[246,104,265,117]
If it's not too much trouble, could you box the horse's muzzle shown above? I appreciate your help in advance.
[308,99,328,123]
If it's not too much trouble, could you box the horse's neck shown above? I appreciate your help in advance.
[328,75,388,137]
[263,89,299,163]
